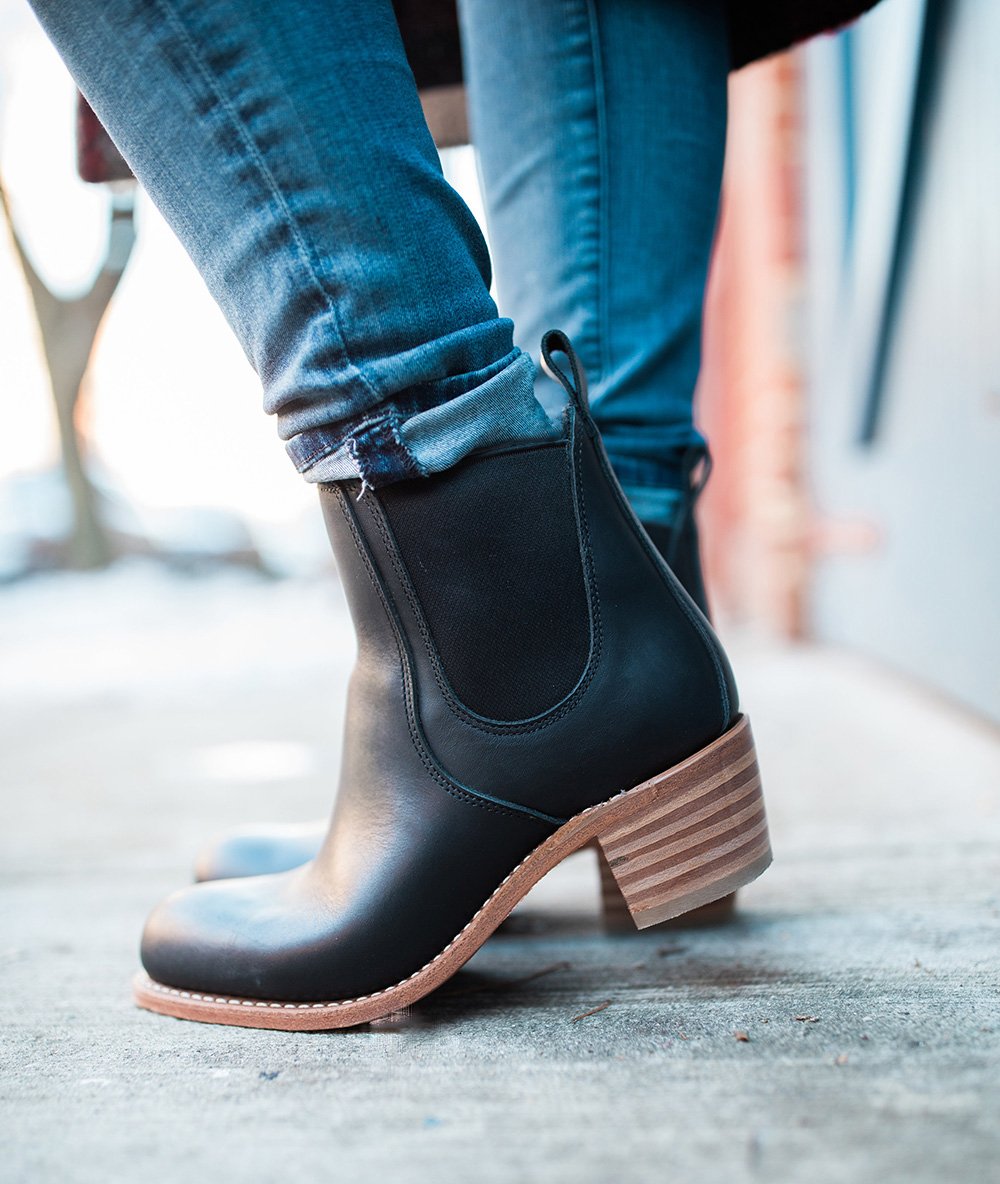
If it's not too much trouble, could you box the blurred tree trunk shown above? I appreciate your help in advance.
[0,182,136,569]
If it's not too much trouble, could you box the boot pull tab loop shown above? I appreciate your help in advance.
[540,330,596,436]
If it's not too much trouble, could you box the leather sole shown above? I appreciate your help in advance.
[134,715,770,1030]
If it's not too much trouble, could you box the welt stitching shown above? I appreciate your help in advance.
[141,760,626,1011]
[142,717,757,1014]
[335,492,549,828]
[365,435,602,736]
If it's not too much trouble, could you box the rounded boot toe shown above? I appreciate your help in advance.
[140,871,331,1000]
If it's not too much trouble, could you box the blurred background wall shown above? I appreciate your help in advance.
[1,0,997,719]
[697,0,1000,722]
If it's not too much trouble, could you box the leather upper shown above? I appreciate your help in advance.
[141,381,738,1003]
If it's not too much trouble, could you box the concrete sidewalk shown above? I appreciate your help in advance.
[2,568,998,1183]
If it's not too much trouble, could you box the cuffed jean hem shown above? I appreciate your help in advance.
[292,351,558,487]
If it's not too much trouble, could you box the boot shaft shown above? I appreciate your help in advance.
[319,348,737,823]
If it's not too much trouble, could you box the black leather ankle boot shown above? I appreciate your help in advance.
[192,465,714,889]
[192,436,733,928]
[136,333,769,1029]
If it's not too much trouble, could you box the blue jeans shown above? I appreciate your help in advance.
[460,0,729,526]
[30,0,727,506]
[30,0,554,488]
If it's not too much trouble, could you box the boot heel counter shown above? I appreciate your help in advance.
[657,564,740,735]
[583,421,739,737]
[685,599,740,730]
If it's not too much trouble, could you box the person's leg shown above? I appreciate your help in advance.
[188,0,730,898]
[29,2,768,1027]
[135,330,767,1028]
[458,0,729,530]
[459,0,734,926]
[29,0,554,489]
[181,0,732,924]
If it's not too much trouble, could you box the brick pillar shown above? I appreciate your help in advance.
[697,53,811,639]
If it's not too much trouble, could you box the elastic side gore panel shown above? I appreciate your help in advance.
[378,444,590,721]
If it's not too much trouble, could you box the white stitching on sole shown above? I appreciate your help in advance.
[139,786,630,1014]
[139,721,756,1018]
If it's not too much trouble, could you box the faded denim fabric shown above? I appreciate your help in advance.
[30,0,554,487]
[460,0,729,525]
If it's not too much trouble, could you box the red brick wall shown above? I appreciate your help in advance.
[697,54,811,638]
